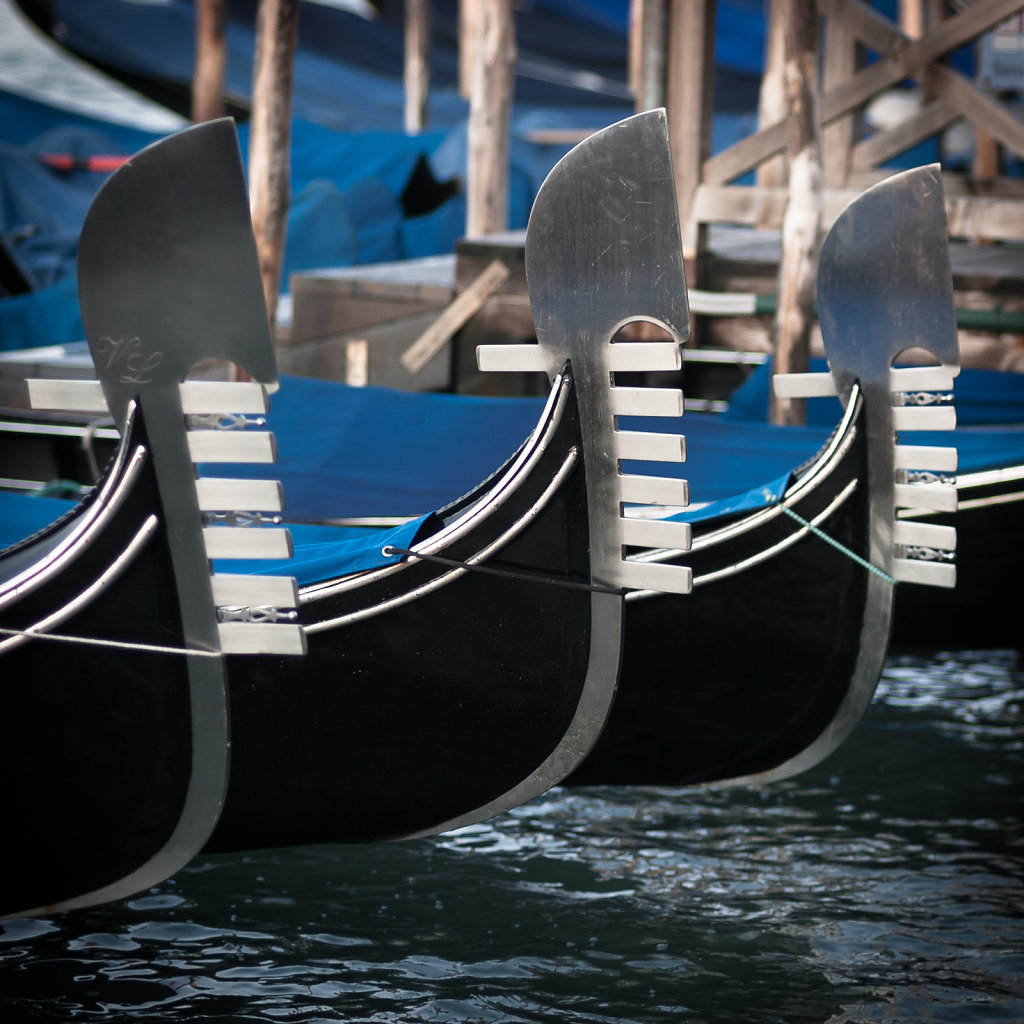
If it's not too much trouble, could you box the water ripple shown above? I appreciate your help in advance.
[1,651,1021,1023]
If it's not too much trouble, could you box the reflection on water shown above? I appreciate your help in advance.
[1,651,1021,1023]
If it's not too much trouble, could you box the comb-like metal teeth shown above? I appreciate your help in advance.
[217,622,307,655]
[476,343,550,374]
[195,477,284,512]
[619,516,691,551]
[890,365,957,391]
[894,520,957,552]
[185,383,303,655]
[609,387,684,418]
[178,380,269,415]
[890,360,958,588]
[892,558,956,588]
[187,430,277,463]
[26,378,109,414]
[202,526,293,560]
[894,444,958,473]
[614,559,693,595]
[210,573,299,607]
[618,474,689,507]
[614,431,686,463]
[894,482,958,513]
[772,371,839,400]
[892,405,957,432]
[606,342,682,373]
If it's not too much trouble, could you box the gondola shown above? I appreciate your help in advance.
[5,109,960,845]
[0,112,700,919]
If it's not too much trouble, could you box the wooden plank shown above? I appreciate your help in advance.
[828,0,1024,165]
[822,9,860,186]
[925,64,1024,161]
[693,183,858,229]
[401,259,511,374]
[944,194,1024,241]
[851,96,960,170]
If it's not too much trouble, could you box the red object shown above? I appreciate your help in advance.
[38,153,129,173]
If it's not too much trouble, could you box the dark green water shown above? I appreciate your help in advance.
[2,650,1021,1023]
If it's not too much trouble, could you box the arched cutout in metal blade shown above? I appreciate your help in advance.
[817,163,959,407]
[77,118,277,428]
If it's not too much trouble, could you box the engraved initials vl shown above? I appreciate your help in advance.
[96,336,165,385]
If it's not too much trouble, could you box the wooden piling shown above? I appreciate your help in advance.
[665,0,715,274]
[404,0,430,132]
[770,0,823,426]
[756,0,787,194]
[192,0,227,124]
[248,0,299,330]
[466,0,515,238]
[631,0,668,112]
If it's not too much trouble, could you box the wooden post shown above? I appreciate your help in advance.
[459,0,479,100]
[665,0,715,277]
[466,0,515,238]
[756,0,787,193]
[822,9,859,187]
[404,0,430,132]
[770,0,823,427]
[192,0,227,123]
[900,0,926,39]
[248,0,299,330]
[631,0,668,112]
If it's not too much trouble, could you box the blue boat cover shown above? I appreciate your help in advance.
[202,374,841,522]
[0,487,429,587]
[4,368,1024,585]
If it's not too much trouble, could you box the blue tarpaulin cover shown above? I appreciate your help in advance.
[4,370,1024,585]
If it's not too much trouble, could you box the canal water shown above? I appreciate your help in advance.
[1,648,1021,1023]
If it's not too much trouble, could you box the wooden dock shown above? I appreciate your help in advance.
[281,220,1024,397]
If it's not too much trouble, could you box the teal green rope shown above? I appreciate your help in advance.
[777,503,897,585]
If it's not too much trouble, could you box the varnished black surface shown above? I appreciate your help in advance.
[0,415,193,915]
[892,485,1021,650]
[568,409,871,787]
[206,377,600,851]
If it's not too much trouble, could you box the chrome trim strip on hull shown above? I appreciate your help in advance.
[0,445,149,610]
[301,374,571,606]
[691,479,858,589]
[624,392,861,573]
[304,449,579,633]
[0,516,159,655]
[952,488,1024,512]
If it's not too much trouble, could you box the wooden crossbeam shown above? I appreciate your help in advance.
[703,0,1024,186]
[850,96,960,171]
[694,181,1024,241]
[925,64,1024,161]
[831,2,1024,163]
